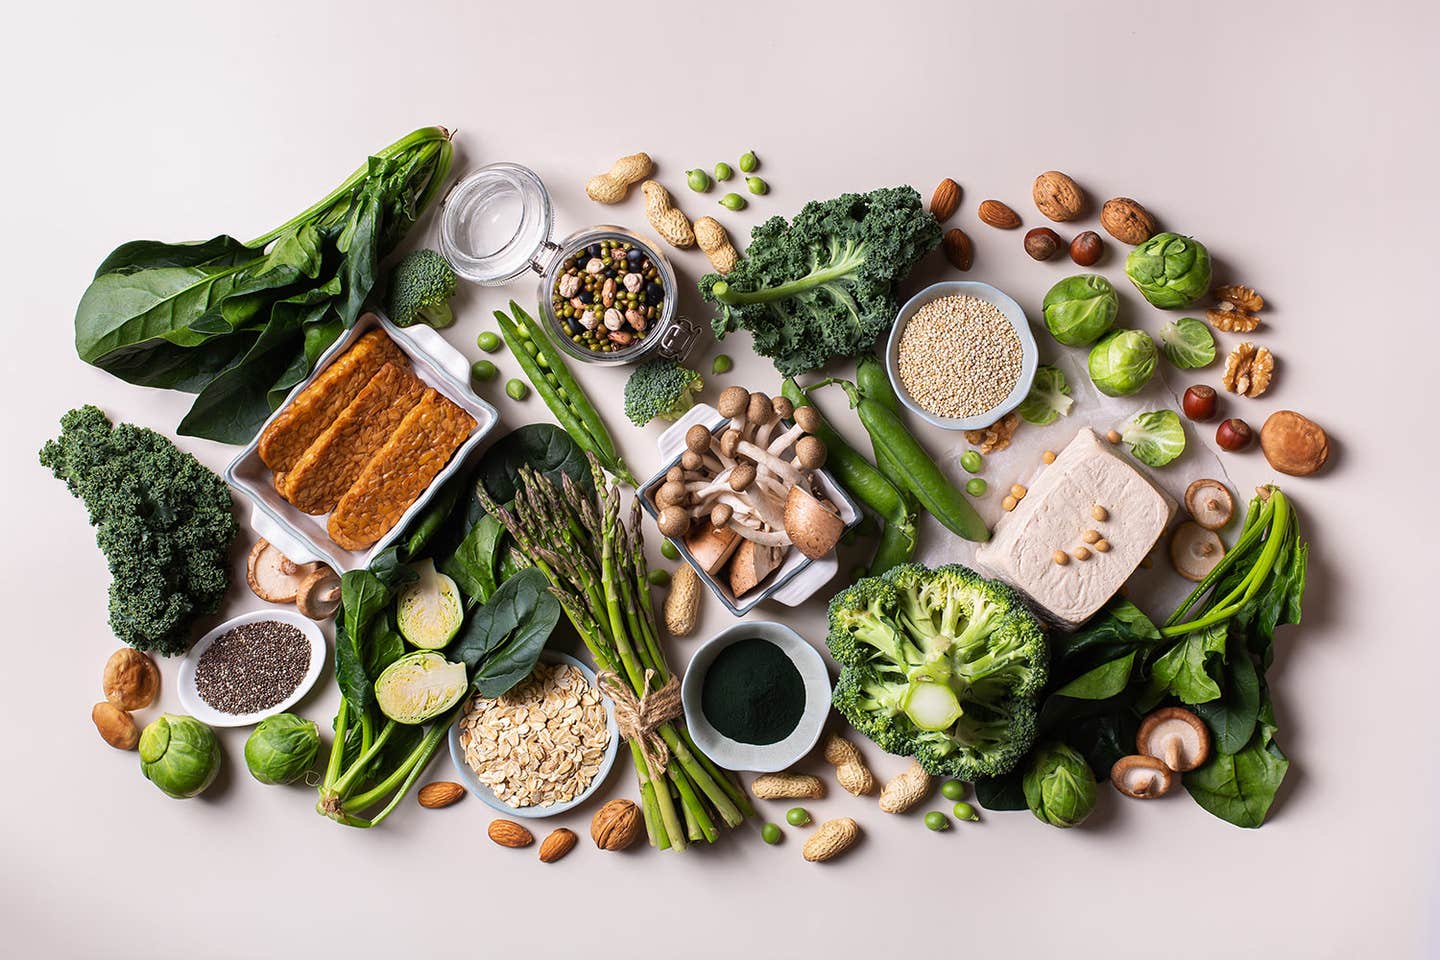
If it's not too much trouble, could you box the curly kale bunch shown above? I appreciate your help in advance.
[699,186,942,376]
[40,406,239,655]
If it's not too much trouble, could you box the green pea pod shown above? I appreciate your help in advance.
[854,355,916,500]
[869,518,917,576]
[505,301,620,464]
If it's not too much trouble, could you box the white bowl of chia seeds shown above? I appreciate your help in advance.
[177,609,327,728]
[885,280,1038,431]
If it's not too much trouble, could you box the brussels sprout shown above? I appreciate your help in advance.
[1023,742,1097,828]
[1017,365,1075,425]
[139,714,220,799]
[375,651,468,724]
[1159,317,1217,369]
[244,713,320,785]
[1122,410,1187,467]
[1125,233,1212,308]
[1042,274,1118,346]
[396,558,464,650]
[1088,329,1157,397]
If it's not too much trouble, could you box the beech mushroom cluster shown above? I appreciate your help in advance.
[653,386,846,597]
[1110,707,1212,800]
[246,539,341,620]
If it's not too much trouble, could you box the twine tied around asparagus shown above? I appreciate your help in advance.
[598,669,682,776]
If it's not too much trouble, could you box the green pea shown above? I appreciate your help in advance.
[738,150,758,173]
[476,331,502,353]
[470,360,498,382]
[523,340,538,357]
[924,811,950,832]
[686,168,711,192]
[711,354,733,375]
[714,161,733,182]
[745,176,769,196]
[761,822,782,845]
[965,478,988,497]
[647,569,671,587]
[785,807,811,826]
[960,450,984,473]
[940,780,966,802]
[505,378,529,401]
[953,801,980,822]
[660,540,680,561]
[719,193,747,211]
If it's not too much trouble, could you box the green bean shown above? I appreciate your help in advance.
[505,378,529,401]
[719,193,746,211]
[476,331,502,353]
[738,150,758,173]
[470,359,497,382]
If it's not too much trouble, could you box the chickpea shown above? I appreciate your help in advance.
[1052,550,1069,566]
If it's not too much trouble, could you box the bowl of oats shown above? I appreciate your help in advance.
[447,650,618,819]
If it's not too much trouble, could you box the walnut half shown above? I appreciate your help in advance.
[1222,342,1275,397]
[964,412,1021,454]
[1208,283,1265,333]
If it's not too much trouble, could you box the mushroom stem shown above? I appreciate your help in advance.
[1163,737,1182,772]
[736,440,802,486]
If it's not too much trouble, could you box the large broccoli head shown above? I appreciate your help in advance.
[623,358,703,426]
[828,563,1047,780]
[387,249,457,328]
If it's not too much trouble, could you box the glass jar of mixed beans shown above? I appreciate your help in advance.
[440,162,696,366]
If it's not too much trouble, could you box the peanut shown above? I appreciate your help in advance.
[751,773,826,800]
[802,818,861,862]
[642,181,696,249]
[823,732,875,796]
[663,564,701,637]
[694,216,739,273]
[878,759,933,813]
[585,152,653,204]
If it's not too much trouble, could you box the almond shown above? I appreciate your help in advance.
[929,178,961,222]
[978,199,1021,229]
[941,228,973,271]
[1032,170,1085,221]
[417,781,465,809]
[538,827,578,863]
[1100,197,1157,245]
[488,819,534,848]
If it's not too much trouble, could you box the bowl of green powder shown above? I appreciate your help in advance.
[681,621,831,773]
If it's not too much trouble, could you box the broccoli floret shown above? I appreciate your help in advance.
[387,249,457,328]
[39,406,239,656]
[699,186,942,376]
[827,562,1048,780]
[622,358,703,426]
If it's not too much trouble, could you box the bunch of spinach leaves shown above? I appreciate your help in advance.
[74,127,452,444]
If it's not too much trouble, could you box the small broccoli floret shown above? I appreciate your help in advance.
[622,358,703,426]
[387,249,457,328]
[826,562,1048,781]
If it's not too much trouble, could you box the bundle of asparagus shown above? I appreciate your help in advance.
[476,455,753,850]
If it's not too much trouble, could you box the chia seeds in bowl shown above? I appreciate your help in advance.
[194,620,310,715]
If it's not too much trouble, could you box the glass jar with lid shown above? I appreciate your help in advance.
[439,162,698,365]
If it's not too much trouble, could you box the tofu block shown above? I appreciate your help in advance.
[974,428,1175,628]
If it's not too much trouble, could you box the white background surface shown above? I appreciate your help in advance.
[3,2,1436,957]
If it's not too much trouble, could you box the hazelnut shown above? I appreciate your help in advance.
[1182,384,1218,421]
[1069,230,1104,266]
[1216,418,1254,452]
[1024,227,1062,261]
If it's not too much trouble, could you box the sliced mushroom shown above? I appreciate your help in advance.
[1169,521,1226,582]
[1136,707,1211,772]
[784,486,846,560]
[246,539,314,603]
[684,524,742,575]
[1185,479,1235,531]
[296,566,342,620]
[1110,755,1175,799]
[728,540,788,597]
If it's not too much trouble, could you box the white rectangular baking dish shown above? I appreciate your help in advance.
[225,311,497,573]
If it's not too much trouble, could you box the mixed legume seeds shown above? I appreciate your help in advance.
[194,620,310,715]
[897,294,1023,419]
[551,239,665,354]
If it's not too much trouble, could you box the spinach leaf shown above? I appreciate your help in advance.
[452,569,559,698]
[1194,636,1261,754]
[362,613,407,682]
[93,235,255,277]
[478,424,594,505]
[75,259,256,364]
[336,569,394,708]
[1053,651,1136,701]
[1067,710,1141,778]
[1184,695,1289,828]
[442,513,505,606]
[1144,622,1227,706]
[1050,600,1160,688]
[974,771,1027,811]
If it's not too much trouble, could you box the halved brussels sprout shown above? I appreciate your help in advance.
[244,713,320,785]
[1042,274,1118,346]
[1088,329,1157,397]
[139,714,221,799]
[1125,233,1212,308]
[1017,365,1075,425]
[1123,410,1187,467]
[397,559,464,650]
[375,651,467,724]
[1159,317,1217,369]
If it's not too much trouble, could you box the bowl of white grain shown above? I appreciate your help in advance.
[884,281,1038,431]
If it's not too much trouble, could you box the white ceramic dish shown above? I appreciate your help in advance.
[225,311,498,573]
[639,405,861,617]
[447,650,619,820]
[884,280,1039,431]
[681,621,832,773]
[176,609,327,729]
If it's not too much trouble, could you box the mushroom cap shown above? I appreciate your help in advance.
[772,396,794,420]
[1110,755,1175,799]
[793,405,820,434]
[1185,479,1235,531]
[710,503,733,528]
[657,505,693,538]
[656,480,689,507]
[685,424,714,454]
[680,450,704,472]
[666,465,684,484]
[793,435,827,470]
[296,566,342,620]
[1260,410,1330,477]
[747,392,774,426]
[783,486,846,560]
[719,428,741,458]
[1137,707,1211,772]
[246,539,312,603]
[728,462,758,491]
[717,386,750,418]
[1169,521,1226,582]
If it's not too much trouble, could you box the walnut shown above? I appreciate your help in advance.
[1208,284,1264,333]
[1222,342,1275,397]
[1215,284,1265,313]
[964,411,1021,454]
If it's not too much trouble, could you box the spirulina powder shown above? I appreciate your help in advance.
[700,637,805,745]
